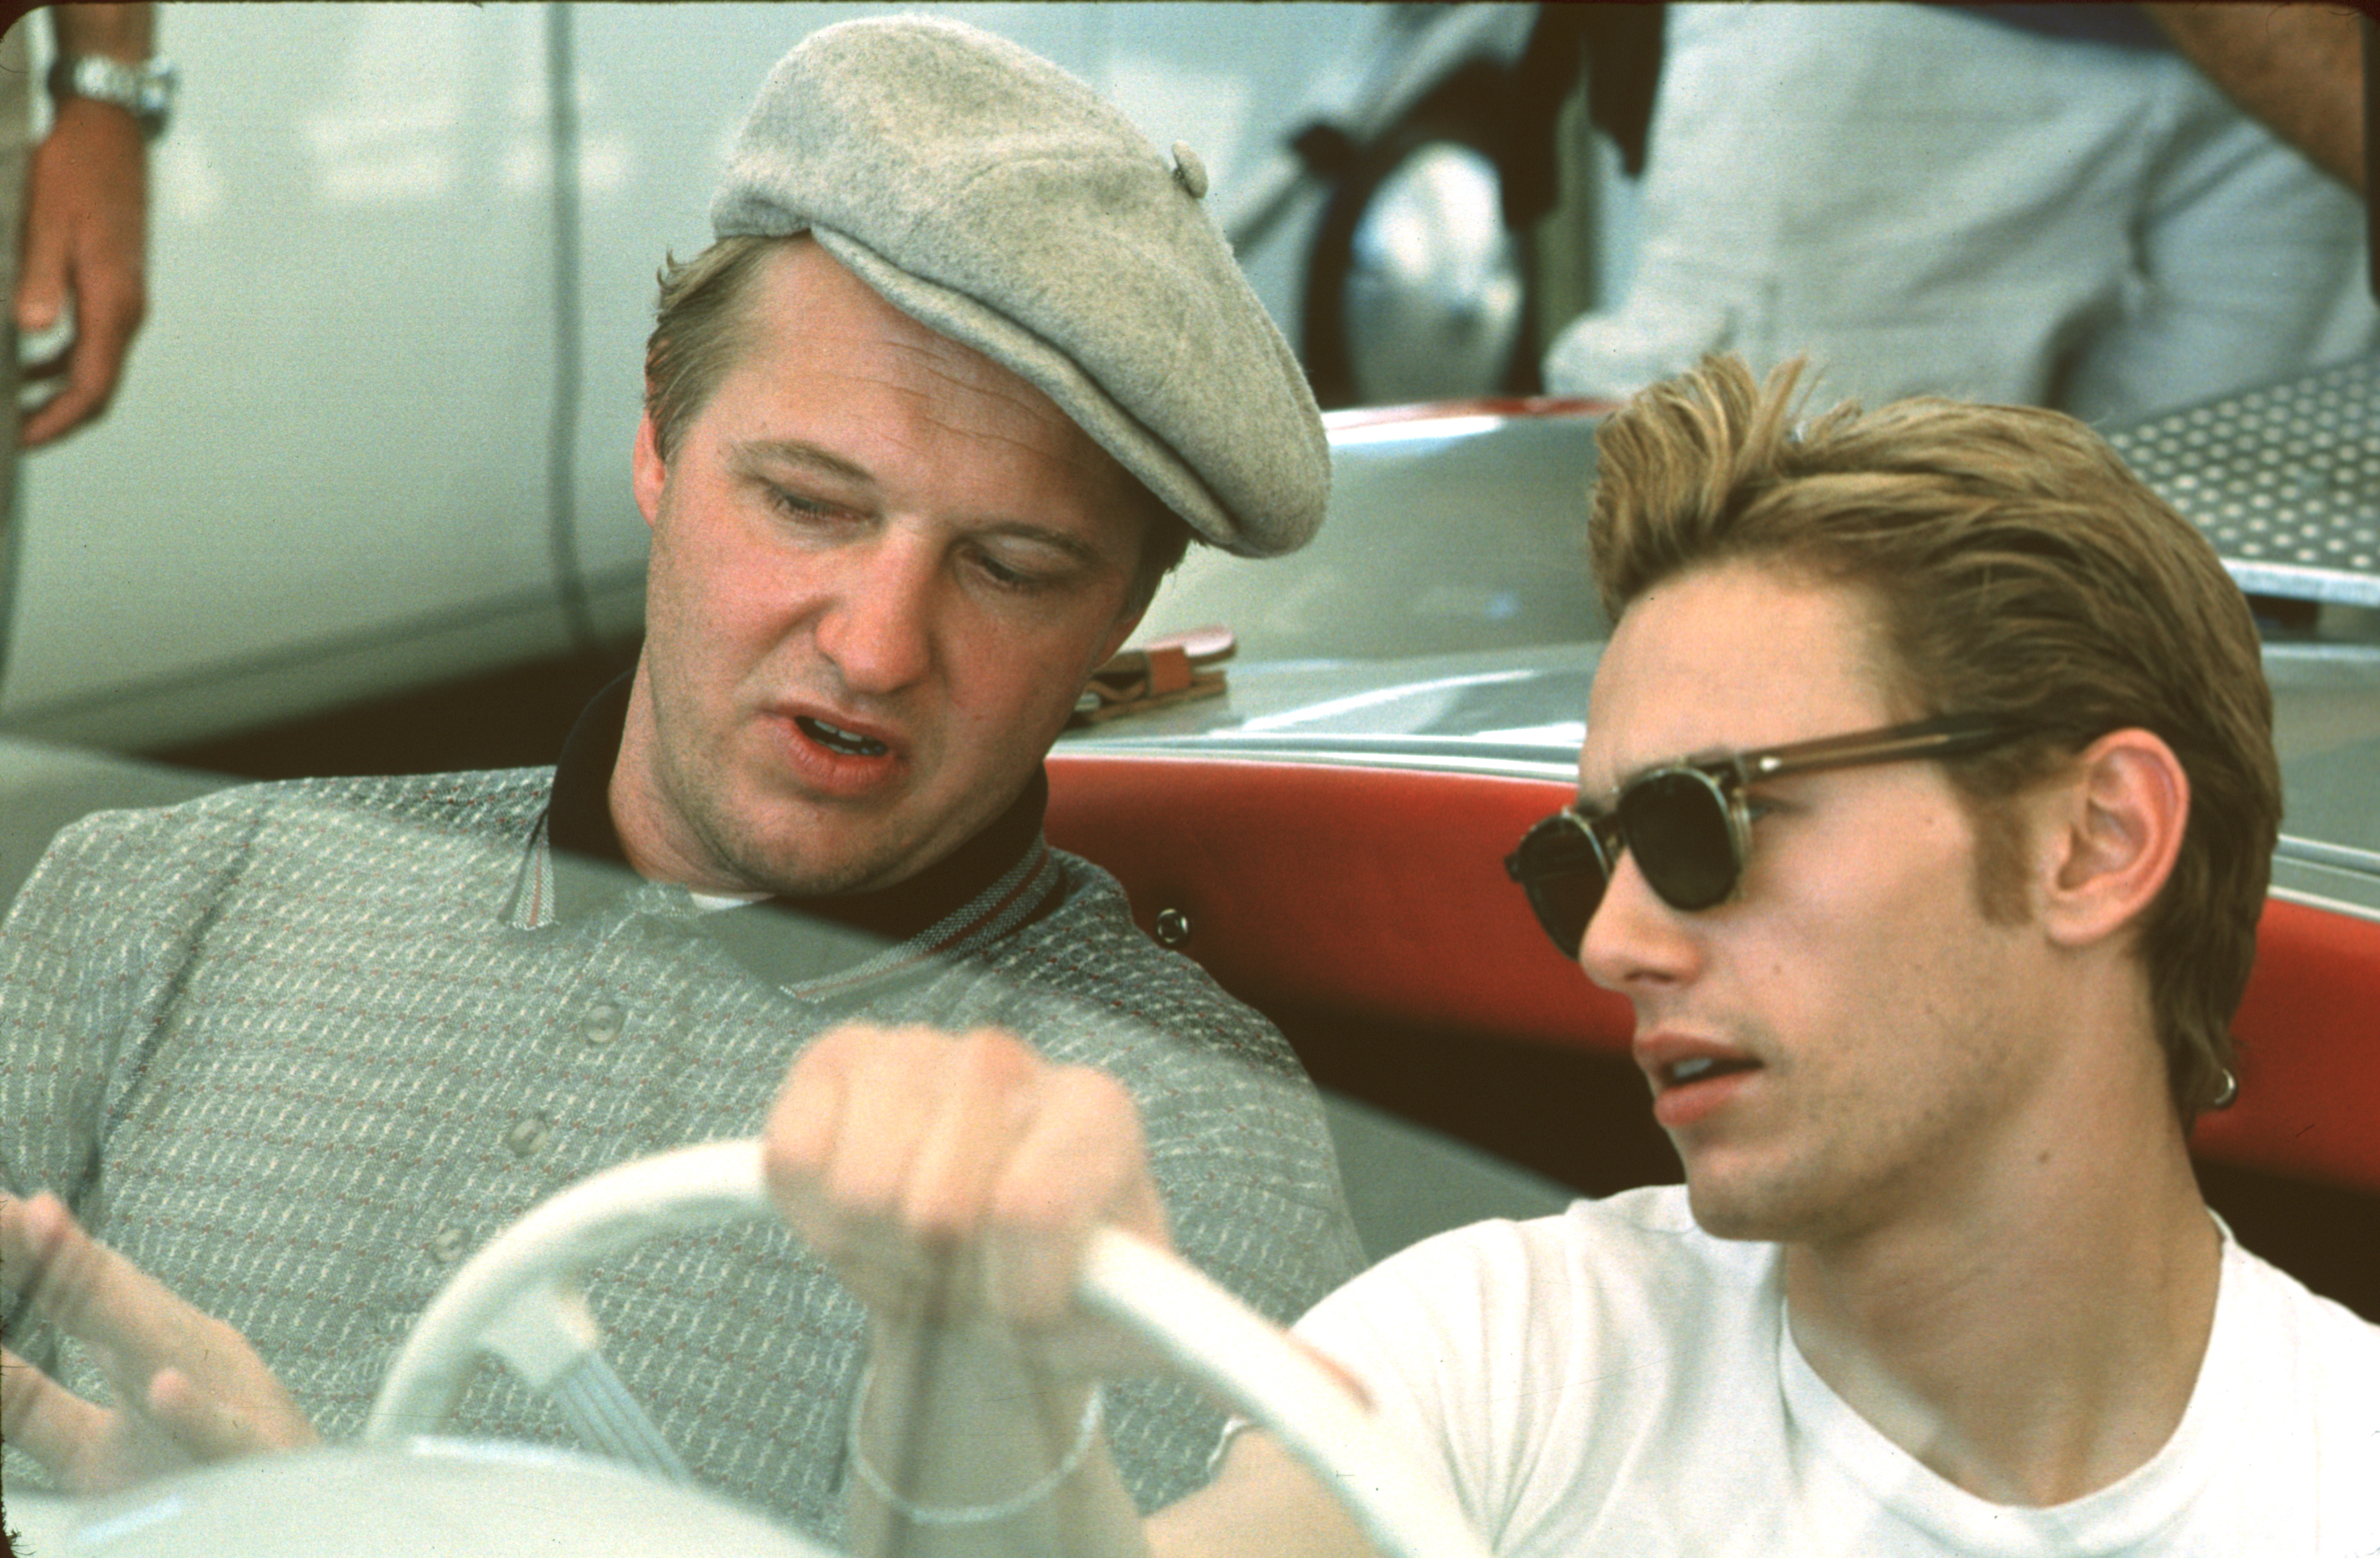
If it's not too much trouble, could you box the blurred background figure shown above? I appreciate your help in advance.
[1543,3,2373,425]
[0,3,165,681]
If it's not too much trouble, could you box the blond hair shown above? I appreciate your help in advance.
[1591,356,2278,1119]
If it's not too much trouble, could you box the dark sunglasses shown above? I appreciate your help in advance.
[1503,715,2032,957]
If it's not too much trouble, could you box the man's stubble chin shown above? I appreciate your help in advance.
[663,757,893,898]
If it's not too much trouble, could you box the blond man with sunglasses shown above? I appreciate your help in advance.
[763,355,2380,1556]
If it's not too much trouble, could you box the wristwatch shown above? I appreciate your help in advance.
[47,54,178,140]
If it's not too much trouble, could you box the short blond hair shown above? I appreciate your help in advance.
[1590,356,2278,1120]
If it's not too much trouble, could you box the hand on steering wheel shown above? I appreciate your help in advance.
[763,1025,1172,1376]
[366,1024,1494,1558]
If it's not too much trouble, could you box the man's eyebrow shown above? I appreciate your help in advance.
[731,438,879,489]
[1573,769,1624,812]
[979,519,1109,569]
[729,437,1114,567]
[1576,748,1737,808]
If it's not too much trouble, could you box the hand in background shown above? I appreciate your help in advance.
[15,92,149,448]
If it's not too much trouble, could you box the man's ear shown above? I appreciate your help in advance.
[632,407,667,531]
[2036,728,2190,950]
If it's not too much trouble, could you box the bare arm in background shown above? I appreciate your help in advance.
[2146,3,2365,194]
[18,3,153,447]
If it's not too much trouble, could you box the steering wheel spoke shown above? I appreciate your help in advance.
[481,1277,602,1393]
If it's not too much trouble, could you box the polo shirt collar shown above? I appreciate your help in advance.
[517,675,1062,987]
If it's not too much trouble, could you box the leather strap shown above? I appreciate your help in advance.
[1071,625,1236,726]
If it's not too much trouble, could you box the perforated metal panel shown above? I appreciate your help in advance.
[2107,357,2380,608]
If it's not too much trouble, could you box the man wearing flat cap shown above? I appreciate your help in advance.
[0,17,1360,1536]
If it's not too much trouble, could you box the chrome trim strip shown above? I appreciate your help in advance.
[1234,670,1540,732]
[2224,560,2380,610]
[1059,739,1577,783]
[2273,834,2380,876]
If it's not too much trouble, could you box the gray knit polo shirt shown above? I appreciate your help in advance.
[0,765,1363,1536]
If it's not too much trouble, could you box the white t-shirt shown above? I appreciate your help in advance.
[1293,1186,2380,1557]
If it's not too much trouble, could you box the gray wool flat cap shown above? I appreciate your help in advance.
[710,15,1327,558]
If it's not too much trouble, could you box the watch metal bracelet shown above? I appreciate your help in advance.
[47,54,176,140]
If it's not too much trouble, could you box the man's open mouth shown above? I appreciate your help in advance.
[1664,1055,1760,1087]
[794,716,890,758]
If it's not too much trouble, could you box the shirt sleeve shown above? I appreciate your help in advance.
[1288,1217,1555,1545]
[3,814,150,1210]
[1,794,273,1218]
[0,805,217,1495]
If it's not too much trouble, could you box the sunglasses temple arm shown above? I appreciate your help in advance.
[1743,722,2020,783]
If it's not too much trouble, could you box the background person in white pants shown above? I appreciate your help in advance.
[1545,3,2373,426]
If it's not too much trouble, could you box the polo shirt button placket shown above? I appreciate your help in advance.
[504,1113,552,1158]
[582,1001,623,1047]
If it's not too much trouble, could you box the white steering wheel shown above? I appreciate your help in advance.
[365,1137,1493,1558]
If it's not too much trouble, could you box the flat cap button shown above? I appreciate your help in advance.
[1171,142,1207,201]
[1153,907,1192,948]
[427,1226,471,1265]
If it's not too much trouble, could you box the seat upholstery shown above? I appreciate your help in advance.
[1048,756,1629,1051]
[2195,896,2380,1195]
